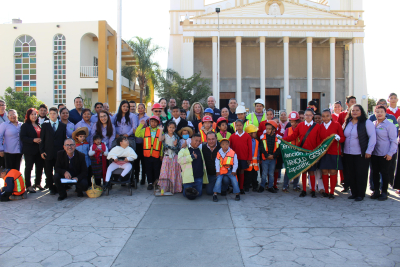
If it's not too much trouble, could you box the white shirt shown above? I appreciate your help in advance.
[172,117,181,125]
[236,131,245,137]
[323,121,332,129]
[304,120,314,127]
[389,106,398,114]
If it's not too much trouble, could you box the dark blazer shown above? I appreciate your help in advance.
[20,123,41,155]
[55,150,88,182]
[164,118,188,134]
[39,121,67,160]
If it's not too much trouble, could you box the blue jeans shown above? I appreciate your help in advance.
[207,175,230,195]
[213,170,240,194]
[261,160,276,188]
[283,171,299,189]
[183,177,203,197]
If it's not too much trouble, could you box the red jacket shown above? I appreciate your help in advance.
[229,132,252,161]
[332,113,339,122]
[319,121,345,155]
[337,110,348,126]
[257,120,267,138]
[387,108,400,119]
[283,121,321,150]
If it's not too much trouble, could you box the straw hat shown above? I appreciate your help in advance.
[72,127,89,141]
[178,126,194,137]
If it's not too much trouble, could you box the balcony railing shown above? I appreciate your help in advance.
[80,66,98,78]
[122,76,130,88]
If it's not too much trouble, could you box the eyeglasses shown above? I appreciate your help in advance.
[65,144,75,147]
[153,110,161,113]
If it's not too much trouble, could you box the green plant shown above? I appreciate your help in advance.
[368,96,377,113]
[155,69,211,107]
[79,92,92,110]
[1,87,44,121]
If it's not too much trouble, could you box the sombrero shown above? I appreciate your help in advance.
[178,126,194,138]
[72,127,89,141]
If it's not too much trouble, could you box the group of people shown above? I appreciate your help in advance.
[1,93,400,203]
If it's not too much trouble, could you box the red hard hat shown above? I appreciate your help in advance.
[265,120,278,130]
[202,116,213,122]
[288,111,300,121]
[151,103,162,110]
[216,117,228,125]
[149,115,160,123]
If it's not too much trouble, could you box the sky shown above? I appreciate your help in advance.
[0,0,398,100]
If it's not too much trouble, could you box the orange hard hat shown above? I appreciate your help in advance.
[265,120,278,130]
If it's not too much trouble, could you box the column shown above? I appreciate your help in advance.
[330,37,336,105]
[348,41,354,96]
[182,37,194,78]
[212,37,218,103]
[352,37,368,110]
[260,36,266,103]
[236,36,242,105]
[307,37,313,103]
[97,21,108,103]
[108,33,117,113]
[283,36,289,110]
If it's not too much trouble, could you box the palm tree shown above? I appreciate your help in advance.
[126,37,162,103]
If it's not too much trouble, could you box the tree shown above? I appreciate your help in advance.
[126,37,162,103]
[368,96,377,113]
[1,87,44,121]
[155,69,211,108]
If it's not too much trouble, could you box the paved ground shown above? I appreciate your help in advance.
[0,167,400,267]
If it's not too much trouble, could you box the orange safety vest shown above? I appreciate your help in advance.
[287,127,300,146]
[198,122,217,131]
[261,136,279,160]
[199,129,215,143]
[217,149,236,175]
[143,127,162,158]
[4,169,25,196]
[245,139,260,171]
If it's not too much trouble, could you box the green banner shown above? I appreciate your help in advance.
[279,134,336,180]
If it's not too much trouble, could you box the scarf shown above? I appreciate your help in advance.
[92,143,107,181]
[196,114,201,120]
[220,130,227,138]
[76,141,88,147]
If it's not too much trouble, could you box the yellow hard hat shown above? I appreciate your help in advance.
[245,124,258,134]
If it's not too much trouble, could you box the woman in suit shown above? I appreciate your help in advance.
[20,108,44,193]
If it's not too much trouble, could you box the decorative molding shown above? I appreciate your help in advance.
[352,37,364,44]
[265,1,284,16]
[330,37,335,44]
[283,36,289,43]
[307,37,312,43]
[236,36,242,43]
[212,36,218,42]
[183,36,194,43]
[260,36,266,43]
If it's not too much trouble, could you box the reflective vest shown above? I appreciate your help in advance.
[246,113,266,127]
[231,120,250,132]
[245,139,259,171]
[199,129,215,143]
[4,169,25,196]
[143,127,162,158]
[217,149,236,175]
[287,127,300,146]
[198,122,217,131]
[262,136,279,160]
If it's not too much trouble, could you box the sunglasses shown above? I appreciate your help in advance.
[153,110,161,113]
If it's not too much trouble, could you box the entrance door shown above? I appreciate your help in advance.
[219,92,236,109]
[300,92,321,111]
[256,88,280,111]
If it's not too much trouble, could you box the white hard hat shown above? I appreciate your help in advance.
[236,105,246,114]
[254,98,265,106]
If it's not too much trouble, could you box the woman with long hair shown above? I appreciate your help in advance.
[112,100,137,148]
[59,107,75,138]
[343,104,376,201]
[188,102,204,133]
[159,98,171,125]
[90,110,115,150]
[20,108,44,193]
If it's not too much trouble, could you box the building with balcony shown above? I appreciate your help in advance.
[0,20,141,113]
[168,0,367,112]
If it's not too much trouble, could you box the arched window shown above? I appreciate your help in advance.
[14,35,36,96]
[53,34,66,104]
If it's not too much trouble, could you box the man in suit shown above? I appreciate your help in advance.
[54,138,88,201]
[40,107,67,194]
[163,106,188,133]
[38,104,49,125]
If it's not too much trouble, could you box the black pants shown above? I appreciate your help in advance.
[389,153,397,186]
[44,158,57,191]
[245,169,259,189]
[134,143,146,181]
[371,155,391,194]
[24,153,44,187]
[144,156,162,184]
[53,173,89,198]
[394,144,400,190]
[343,153,370,198]
[4,153,22,171]
[0,155,4,169]
[1,192,12,202]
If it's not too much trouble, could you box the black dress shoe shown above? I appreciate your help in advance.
[77,192,84,197]
[348,195,356,199]
[322,192,329,198]
[240,189,245,195]
[235,195,240,201]
[221,191,227,196]
[329,194,335,199]
[258,186,265,193]
[378,193,388,201]
[147,184,154,190]
[355,197,364,201]
[370,191,380,200]
[311,191,317,198]
[213,194,218,202]
[267,188,277,193]
[35,185,45,191]
[58,195,67,201]
[299,190,307,197]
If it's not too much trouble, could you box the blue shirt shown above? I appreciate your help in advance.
[111,113,138,136]
[90,113,98,123]
[0,121,22,153]
[60,120,74,138]
[372,119,398,157]
[89,124,115,149]
[69,109,83,125]
[75,119,94,137]
[369,113,399,135]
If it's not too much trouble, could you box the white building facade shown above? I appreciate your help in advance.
[0,20,139,112]
[168,0,367,112]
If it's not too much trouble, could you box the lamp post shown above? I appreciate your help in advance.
[216,8,220,108]
[116,0,122,109]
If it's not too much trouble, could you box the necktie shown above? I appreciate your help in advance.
[52,123,56,132]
